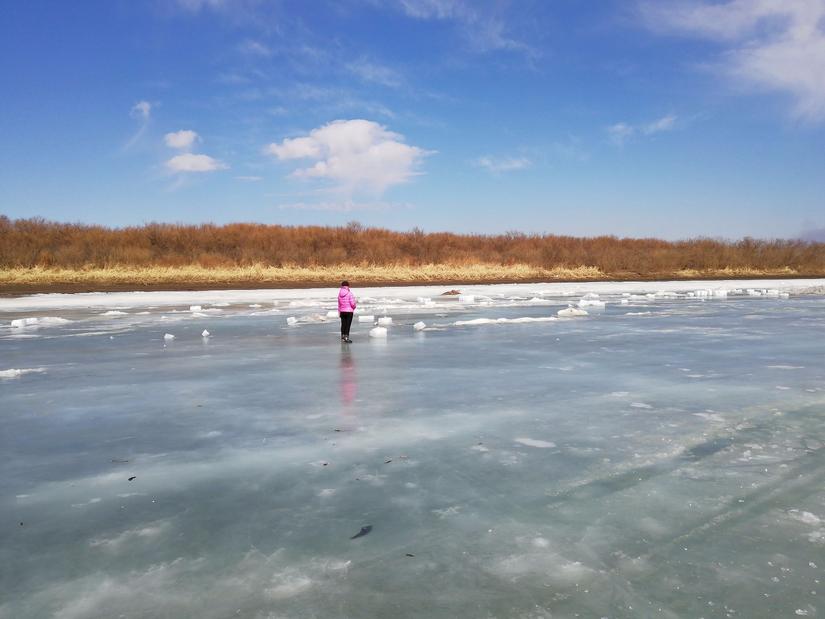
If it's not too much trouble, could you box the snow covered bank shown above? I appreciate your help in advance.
[2,278,822,311]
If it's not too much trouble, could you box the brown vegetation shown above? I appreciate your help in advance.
[1,216,823,291]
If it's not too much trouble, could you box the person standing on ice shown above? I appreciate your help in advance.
[338,281,357,343]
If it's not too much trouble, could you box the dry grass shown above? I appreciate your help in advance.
[0,264,605,289]
[1,217,823,292]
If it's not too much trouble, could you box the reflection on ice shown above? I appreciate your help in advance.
[1,279,825,618]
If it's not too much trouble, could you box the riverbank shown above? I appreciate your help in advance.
[0,264,818,295]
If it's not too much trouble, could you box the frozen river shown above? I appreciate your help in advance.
[2,279,824,618]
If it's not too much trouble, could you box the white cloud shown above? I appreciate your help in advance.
[130,101,152,121]
[265,119,431,194]
[164,130,200,150]
[235,175,263,182]
[475,155,532,174]
[165,153,228,173]
[640,0,825,121]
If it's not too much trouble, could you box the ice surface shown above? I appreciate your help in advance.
[326,310,339,318]
[2,279,825,618]
[358,315,375,323]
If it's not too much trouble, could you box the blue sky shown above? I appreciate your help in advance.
[1,0,824,240]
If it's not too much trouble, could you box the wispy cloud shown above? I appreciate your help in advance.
[238,39,272,57]
[474,155,532,174]
[642,113,677,135]
[640,0,825,121]
[607,122,635,146]
[235,175,263,182]
[607,114,678,145]
[265,119,431,195]
[124,100,154,150]
[395,0,536,56]
[130,100,152,121]
[276,200,410,212]
[346,58,404,88]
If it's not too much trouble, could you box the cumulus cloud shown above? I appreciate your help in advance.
[164,130,200,150]
[166,153,227,173]
[640,0,825,121]
[475,155,532,174]
[607,114,678,145]
[265,119,430,194]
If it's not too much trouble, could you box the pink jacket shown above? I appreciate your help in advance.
[338,286,357,313]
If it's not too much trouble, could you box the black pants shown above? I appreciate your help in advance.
[340,312,353,338]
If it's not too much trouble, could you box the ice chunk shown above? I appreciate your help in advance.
[201,330,210,338]
[458,295,475,303]
[369,326,388,338]
[102,310,127,316]
[286,317,298,326]
[189,305,202,312]
[10,316,71,328]
[358,315,375,323]
[416,297,432,304]
[514,437,556,448]
[326,310,339,318]
[577,299,605,308]
[582,292,599,299]
[377,316,393,326]
[11,317,39,328]
[0,368,46,379]
[413,321,426,331]
[558,307,588,317]
[163,333,175,340]
[620,299,629,305]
